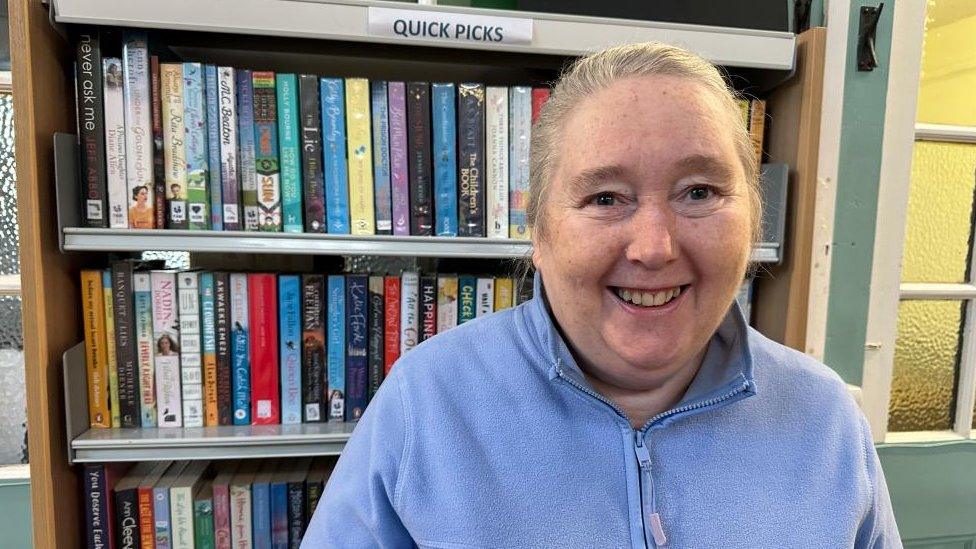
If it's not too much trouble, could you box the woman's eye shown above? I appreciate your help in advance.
[687,186,711,201]
[591,193,616,206]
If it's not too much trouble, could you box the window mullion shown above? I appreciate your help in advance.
[952,298,976,437]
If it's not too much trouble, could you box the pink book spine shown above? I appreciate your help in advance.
[387,82,410,236]
[213,482,232,549]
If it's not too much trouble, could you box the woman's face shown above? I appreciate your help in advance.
[160,336,171,353]
[136,187,148,204]
[532,75,752,392]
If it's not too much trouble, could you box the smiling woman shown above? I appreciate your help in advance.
[302,42,900,549]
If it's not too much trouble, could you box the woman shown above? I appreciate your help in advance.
[128,185,154,229]
[303,42,900,548]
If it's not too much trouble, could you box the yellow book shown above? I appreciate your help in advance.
[81,270,111,428]
[101,270,120,428]
[736,98,750,129]
[494,278,514,312]
[748,99,766,167]
[345,78,375,235]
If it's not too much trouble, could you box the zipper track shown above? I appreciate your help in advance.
[641,379,752,431]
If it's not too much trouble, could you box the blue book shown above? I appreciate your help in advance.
[237,69,260,231]
[326,275,346,421]
[270,475,289,549]
[153,461,189,549]
[251,467,272,549]
[230,273,251,425]
[509,86,532,239]
[432,83,458,236]
[320,78,349,234]
[278,275,302,424]
[276,73,303,233]
[205,64,224,231]
[370,81,393,235]
[345,275,368,422]
[183,62,211,230]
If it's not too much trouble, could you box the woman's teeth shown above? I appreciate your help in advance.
[614,286,682,307]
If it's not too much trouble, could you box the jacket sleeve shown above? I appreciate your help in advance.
[855,419,903,548]
[301,370,414,548]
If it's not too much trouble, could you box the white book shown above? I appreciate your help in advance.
[170,460,210,549]
[177,271,203,427]
[476,277,494,317]
[217,66,240,228]
[102,57,128,229]
[436,275,458,334]
[400,271,419,355]
[486,86,509,239]
[230,463,258,549]
[122,32,155,228]
[509,86,532,240]
[151,270,182,427]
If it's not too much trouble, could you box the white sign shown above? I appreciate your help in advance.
[367,7,533,46]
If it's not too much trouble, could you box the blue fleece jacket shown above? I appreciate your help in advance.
[303,275,901,548]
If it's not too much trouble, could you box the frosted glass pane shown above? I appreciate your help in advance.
[889,300,964,432]
[916,3,976,125]
[901,141,976,283]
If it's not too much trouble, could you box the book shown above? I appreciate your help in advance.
[103,57,128,229]
[150,56,167,229]
[177,271,203,428]
[114,462,158,549]
[419,275,437,343]
[345,78,375,235]
[193,483,215,549]
[137,461,172,549]
[387,82,410,236]
[279,274,303,425]
[345,275,369,421]
[399,271,419,355]
[213,272,233,425]
[298,74,325,233]
[154,461,190,549]
[326,275,345,421]
[218,67,241,231]
[457,83,486,237]
[101,270,120,427]
[367,276,385,402]
[301,274,326,423]
[476,277,495,317]
[181,64,208,232]
[230,462,260,549]
[161,63,188,230]
[200,272,219,426]
[205,64,224,231]
[211,461,239,549]
[133,271,157,427]
[75,29,108,228]
[249,273,280,424]
[508,86,532,239]
[229,273,250,425]
[81,269,110,428]
[111,261,141,429]
[277,73,303,233]
[270,465,289,549]
[321,78,350,234]
[304,458,336,531]
[237,69,260,231]
[406,82,433,235]
[123,32,155,229]
[431,82,458,236]
[749,99,767,166]
[458,275,476,324]
[531,87,550,123]
[284,458,312,549]
[370,81,393,235]
[251,462,275,549]
[171,460,210,549]
[486,86,509,238]
[253,71,282,231]
[382,276,401,376]
[152,270,182,428]
[436,275,458,334]
[84,463,128,549]
[494,277,514,311]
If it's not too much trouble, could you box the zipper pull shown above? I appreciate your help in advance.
[649,513,668,546]
[634,433,652,469]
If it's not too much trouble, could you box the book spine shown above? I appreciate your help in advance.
[367,276,385,402]
[193,496,215,549]
[387,82,410,236]
[177,271,203,427]
[253,72,282,232]
[205,64,224,231]
[153,485,173,549]
[458,275,476,324]
[161,64,188,230]
[301,274,325,423]
[137,486,155,549]
[286,482,305,549]
[270,483,288,549]
[406,82,432,235]
[345,275,368,421]
[230,273,250,425]
[212,481,231,549]
[112,256,141,427]
[431,83,458,236]
[279,275,302,425]
[152,270,182,427]
[399,271,419,355]
[326,275,345,421]
[486,86,509,239]
[102,270,120,427]
[200,272,219,426]
[345,78,375,235]
[457,83,486,237]
[133,272,157,427]
[419,275,437,343]
[749,99,767,166]
[150,56,167,230]
[103,57,129,229]
[82,270,110,428]
[382,276,400,376]
[218,67,240,231]
[320,78,349,234]
[76,30,108,228]
[170,486,193,549]
[237,69,260,231]
[84,464,110,548]
[213,272,233,425]
[530,87,550,123]
[277,74,303,233]
[436,275,458,334]
[251,481,271,549]
[184,62,211,231]
[299,74,325,233]
[229,484,252,549]
[249,273,280,424]
[370,81,392,235]
[494,277,514,311]
[304,481,322,532]
[123,32,154,229]
[508,86,532,240]
[476,277,495,317]
[115,488,141,549]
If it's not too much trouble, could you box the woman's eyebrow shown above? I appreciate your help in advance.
[567,165,628,194]
[673,154,737,180]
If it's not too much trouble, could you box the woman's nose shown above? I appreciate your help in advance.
[624,207,677,269]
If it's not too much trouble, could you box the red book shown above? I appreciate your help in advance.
[383,276,401,376]
[531,88,550,123]
[248,273,280,424]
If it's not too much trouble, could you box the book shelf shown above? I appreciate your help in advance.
[11,0,826,545]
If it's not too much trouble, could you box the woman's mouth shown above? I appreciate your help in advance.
[610,285,688,308]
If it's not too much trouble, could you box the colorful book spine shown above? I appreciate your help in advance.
[217,67,240,231]
[419,275,437,343]
[749,99,767,166]
[75,29,108,227]
[154,461,189,549]
[205,64,224,231]
[230,273,250,425]
[271,477,289,549]
[133,272,157,427]
[171,462,208,549]
[150,56,167,230]
[115,483,141,549]
[326,275,345,421]
[83,464,112,548]
[531,87,550,123]
[345,275,368,422]
[177,271,203,428]
[367,276,385,402]
[286,474,306,549]
[399,271,419,355]
[279,275,302,425]
[111,261,141,428]
[276,73,303,233]
[436,275,458,334]
[432,83,458,236]
[494,277,514,311]
[406,82,432,235]
[161,63,188,230]
[81,270,110,428]
[458,275,476,324]
[200,272,219,426]
[152,271,182,428]
[193,486,215,549]
[251,471,272,549]
[370,81,393,235]
[249,273,280,424]
[299,74,325,233]
[301,275,325,423]
[237,69,259,231]
[253,71,282,231]
[383,276,400,376]
[229,463,257,549]
[387,82,410,236]
[321,78,349,234]
[476,277,495,317]
[122,32,154,229]
[101,270,120,428]
[508,86,532,239]
[103,57,129,229]
[213,272,233,425]
[458,83,486,237]
[345,78,375,235]
[212,463,236,549]
[183,62,211,231]
[486,86,509,238]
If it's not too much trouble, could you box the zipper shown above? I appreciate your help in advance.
[635,432,667,548]
[641,380,752,431]
[554,359,630,420]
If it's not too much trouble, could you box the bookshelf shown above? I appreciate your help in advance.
[11,0,826,546]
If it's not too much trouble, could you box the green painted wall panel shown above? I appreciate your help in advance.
[0,480,31,549]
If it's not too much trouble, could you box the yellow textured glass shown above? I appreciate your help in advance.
[889,300,964,432]
[901,141,976,283]
[916,1,976,125]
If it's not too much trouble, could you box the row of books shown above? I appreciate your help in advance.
[75,30,554,239]
[81,263,529,430]
[83,457,335,549]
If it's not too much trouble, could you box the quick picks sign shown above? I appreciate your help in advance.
[368,7,533,46]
